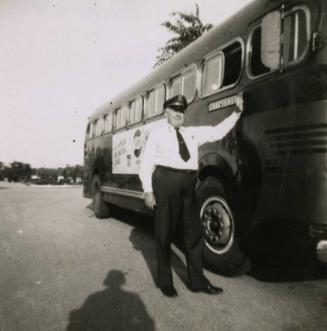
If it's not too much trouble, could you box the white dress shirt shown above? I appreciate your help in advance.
[139,111,240,192]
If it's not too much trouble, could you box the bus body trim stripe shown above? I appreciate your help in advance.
[101,186,144,199]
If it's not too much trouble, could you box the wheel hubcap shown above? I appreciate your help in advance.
[200,196,234,254]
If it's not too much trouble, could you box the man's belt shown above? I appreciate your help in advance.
[156,165,197,175]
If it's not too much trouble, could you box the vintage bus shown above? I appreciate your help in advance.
[84,0,327,273]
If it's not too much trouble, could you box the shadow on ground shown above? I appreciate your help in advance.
[245,244,327,283]
[244,223,327,282]
[90,205,327,284]
[66,269,155,331]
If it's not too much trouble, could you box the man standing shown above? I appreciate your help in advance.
[139,94,243,297]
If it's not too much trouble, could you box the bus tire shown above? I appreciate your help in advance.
[92,175,110,218]
[196,176,251,276]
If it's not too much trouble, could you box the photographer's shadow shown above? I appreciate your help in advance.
[66,270,155,331]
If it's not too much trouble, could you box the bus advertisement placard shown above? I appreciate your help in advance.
[112,119,165,174]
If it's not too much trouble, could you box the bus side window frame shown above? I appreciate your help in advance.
[129,99,136,126]
[154,83,166,116]
[113,108,119,132]
[246,4,311,80]
[86,122,90,139]
[199,37,244,99]
[200,50,225,98]
[114,106,127,131]
[86,122,93,140]
[121,104,129,129]
[246,23,272,79]
[134,95,144,124]
[168,74,182,98]
[145,83,166,120]
[128,94,145,126]
[94,117,104,137]
[104,112,113,134]
[181,64,198,104]
[220,38,244,88]
[145,89,155,119]
[92,119,98,138]
[282,5,311,67]
[167,64,198,104]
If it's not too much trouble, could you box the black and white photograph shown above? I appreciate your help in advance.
[1,0,327,330]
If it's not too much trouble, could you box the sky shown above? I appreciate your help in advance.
[0,0,253,168]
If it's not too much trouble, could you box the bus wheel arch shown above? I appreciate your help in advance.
[91,172,110,218]
[196,170,251,276]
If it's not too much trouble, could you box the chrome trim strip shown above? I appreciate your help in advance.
[101,186,144,199]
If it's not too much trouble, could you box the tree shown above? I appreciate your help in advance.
[154,4,213,68]
[7,161,32,182]
[0,162,4,180]
[36,167,60,184]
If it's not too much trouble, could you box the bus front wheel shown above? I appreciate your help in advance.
[92,175,110,218]
[196,176,250,276]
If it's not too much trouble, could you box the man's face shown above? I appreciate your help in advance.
[165,108,185,128]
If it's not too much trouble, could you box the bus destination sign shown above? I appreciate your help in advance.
[208,95,238,112]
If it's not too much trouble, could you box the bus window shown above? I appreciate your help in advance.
[129,100,136,124]
[182,66,197,103]
[146,90,156,118]
[283,7,309,66]
[86,122,92,139]
[95,117,104,136]
[104,113,113,133]
[249,26,271,77]
[121,105,128,128]
[155,84,166,115]
[89,121,95,138]
[115,106,128,130]
[114,108,121,129]
[221,41,242,87]
[134,95,143,123]
[170,75,182,97]
[201,52,224,97]
[249,6,309,77]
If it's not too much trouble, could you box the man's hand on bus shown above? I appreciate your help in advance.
[236,93,244,113]
[144,192,156,210]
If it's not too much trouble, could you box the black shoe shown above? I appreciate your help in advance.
[190,282,223,295]
[160,285,178,297]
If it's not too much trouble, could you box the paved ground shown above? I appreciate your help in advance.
[0,182,326,331]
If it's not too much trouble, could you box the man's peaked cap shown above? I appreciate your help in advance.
[163,95,188,112]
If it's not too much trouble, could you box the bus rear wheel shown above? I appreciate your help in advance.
[92,175,110,218]
[196,176,250,276]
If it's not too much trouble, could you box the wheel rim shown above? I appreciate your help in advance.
[200,196,234,254]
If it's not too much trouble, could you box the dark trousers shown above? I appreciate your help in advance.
[152,166,207,288]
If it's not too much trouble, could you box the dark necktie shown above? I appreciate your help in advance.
[175,128,190,162]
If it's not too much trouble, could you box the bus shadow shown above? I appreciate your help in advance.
[244,222,327,282]
[112,207,189,288]
[66,269,155,331]
[103,207,327,283]
[244,242,327,283]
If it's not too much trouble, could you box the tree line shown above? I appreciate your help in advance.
[0,161,83,185]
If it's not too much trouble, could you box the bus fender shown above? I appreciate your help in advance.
[198,152,238,199]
